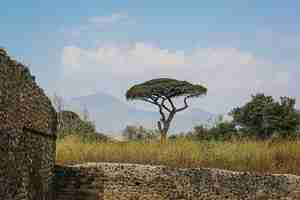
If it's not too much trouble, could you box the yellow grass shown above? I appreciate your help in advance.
[56,135,300,175]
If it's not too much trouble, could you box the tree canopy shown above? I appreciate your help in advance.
[126,78,207,100]
[126,78,207,143]
[230,93,300,139]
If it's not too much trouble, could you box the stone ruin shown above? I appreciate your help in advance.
[0,48,57,200]
[54,163,300,200]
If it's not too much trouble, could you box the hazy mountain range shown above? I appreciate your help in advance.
[65,92,216,135]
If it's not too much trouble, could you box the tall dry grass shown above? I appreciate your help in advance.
[56,135,300,175]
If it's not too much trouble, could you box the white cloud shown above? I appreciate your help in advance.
[62,46,81,70]
[59,42,292,113]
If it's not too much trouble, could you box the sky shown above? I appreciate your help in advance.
[1,1,300,114]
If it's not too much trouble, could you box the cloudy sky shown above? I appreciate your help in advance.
[1,1,300,114]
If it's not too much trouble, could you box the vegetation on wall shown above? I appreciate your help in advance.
[52,94,110,142]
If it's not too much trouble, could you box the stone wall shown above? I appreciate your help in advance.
[54,162,300,200]
[0,48,57,200]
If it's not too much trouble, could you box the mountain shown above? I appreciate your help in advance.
[65,92,215,135]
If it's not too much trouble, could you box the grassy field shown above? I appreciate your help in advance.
[56,135,300,175]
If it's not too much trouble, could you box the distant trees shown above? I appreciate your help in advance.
[58,110,95,136]
[126,78,207,144]
[178,94,300,141]
[122,125,159,141]
[52,91,300,142]
[57,110,110,142]
[230,94,300,139]
[52,93,110,142]
[184,116,237,141]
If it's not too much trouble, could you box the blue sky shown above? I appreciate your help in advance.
[1,1,300,113]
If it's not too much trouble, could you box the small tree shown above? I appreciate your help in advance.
[82,105,90,121]
[52,93,64,130]
[126,78,207,143]
[122,125,140,140]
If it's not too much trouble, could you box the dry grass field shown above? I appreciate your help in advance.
[56,135,300,175]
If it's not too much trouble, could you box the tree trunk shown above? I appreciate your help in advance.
[160,131,167,144]
[157,110,176,144]
[158,120,171,144]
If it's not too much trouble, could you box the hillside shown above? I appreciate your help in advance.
[65,92,215,135]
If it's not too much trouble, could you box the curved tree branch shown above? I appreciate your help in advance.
[150,95,172,113]
[166,97,176,110]
[150,95,160,102]
[160,98,172,112]
[142,97,171,116]
[176,96,190,112]
[157,121,162,132]
[159,98,167,121]
[142,97,160,106]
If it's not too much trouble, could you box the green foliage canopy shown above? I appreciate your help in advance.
[230,94,300,139]
[126,78,207,100]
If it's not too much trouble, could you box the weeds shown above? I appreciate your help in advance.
[56,135,300,175]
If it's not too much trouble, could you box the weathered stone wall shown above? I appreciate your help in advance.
[55,162,300,200]
[0,48,57,200]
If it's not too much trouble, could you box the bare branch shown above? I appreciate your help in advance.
[157,121,162,132]
[142,97,160,106]
[150,95,160,102]
[159,99,167,121]
[142,97,167,121]
[166,97,176,110]
[148,95,172,113]
[160,98,172,113]
[176,96,189,112]
[159,108,166,122]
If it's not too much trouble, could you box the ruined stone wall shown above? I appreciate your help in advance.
[55,162,300,200]
[0,48,57,200]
